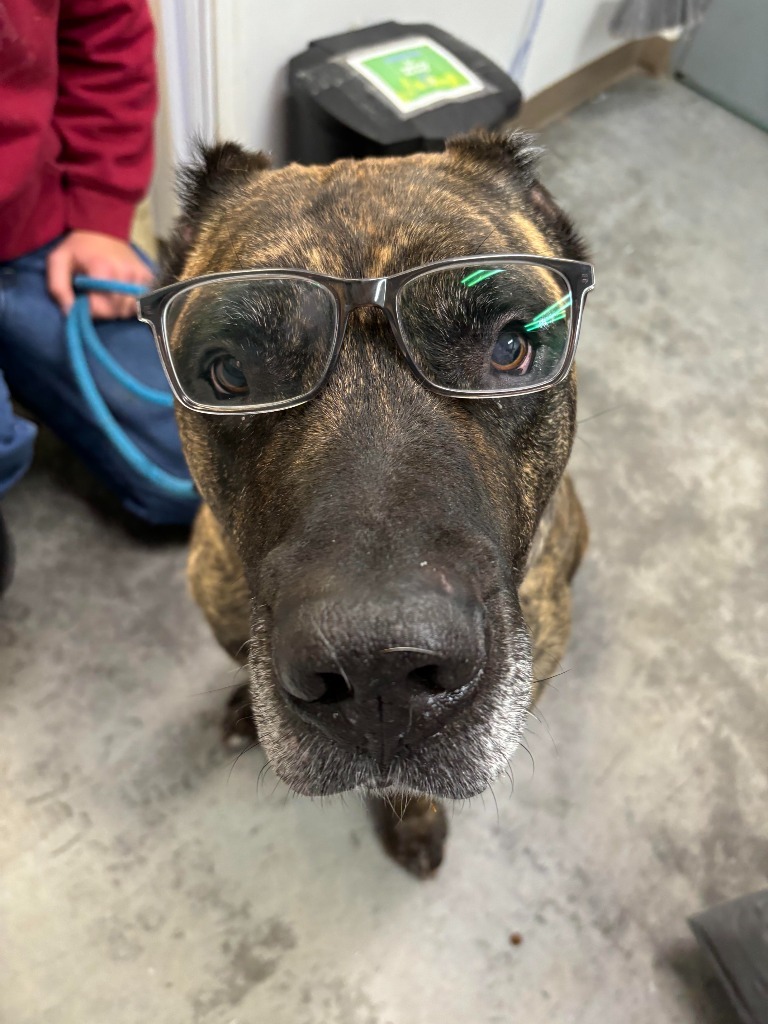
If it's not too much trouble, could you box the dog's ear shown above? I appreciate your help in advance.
[446,131,588,261]
[446,129,542,189]
[158,140,270,283]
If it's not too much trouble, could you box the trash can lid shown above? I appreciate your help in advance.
[289,21,521,147]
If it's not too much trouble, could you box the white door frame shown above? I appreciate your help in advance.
[149,0,219,234]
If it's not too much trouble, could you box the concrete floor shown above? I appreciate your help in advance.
[2,77,767,1024]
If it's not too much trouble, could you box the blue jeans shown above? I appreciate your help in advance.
[0,240,198,525]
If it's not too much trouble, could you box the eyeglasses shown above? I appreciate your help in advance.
[137,255,595,415]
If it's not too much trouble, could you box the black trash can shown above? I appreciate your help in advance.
[287,21,521,165]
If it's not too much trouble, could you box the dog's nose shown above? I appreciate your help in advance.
[271,573,485,760]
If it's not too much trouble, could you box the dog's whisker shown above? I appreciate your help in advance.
[256,760,271,796]
[488,782,501,826]
[577,404,623,426]
[472,226,499,254]
[312,616,352,691]
[221,212,247,271]
[533,651,568,670]
[379,646,440,656]
[191,681,246,696]
[227,741,258,783]
[269,775,283,798]
[406,701,415,733]
[519,741,536,779]
[233,638,255,662]
[526,705,559,754]
[575,433,599,457]
[533,667,571,692]
[230,660,248,681]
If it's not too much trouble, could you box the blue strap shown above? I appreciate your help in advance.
[74,298,173,406]
[67,275,197,501]
[72,275,147,296]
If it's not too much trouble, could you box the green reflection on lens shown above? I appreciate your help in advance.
[524,293,572,332]
[460,268,506,287]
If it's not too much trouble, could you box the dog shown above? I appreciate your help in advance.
[155,132,591,877]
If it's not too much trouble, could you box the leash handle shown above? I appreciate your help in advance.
[72,283,172,407]
[72,275,147,297]
[68,275,197,501]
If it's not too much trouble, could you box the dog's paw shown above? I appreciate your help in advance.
[222,683,258,749]
[370,795,448,878]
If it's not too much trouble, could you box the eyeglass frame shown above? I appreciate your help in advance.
[137,254,596,416]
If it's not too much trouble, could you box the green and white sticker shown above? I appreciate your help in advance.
[344,36,485,114]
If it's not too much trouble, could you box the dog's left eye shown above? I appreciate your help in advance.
[490,326,532,374]
[208,354,249,397]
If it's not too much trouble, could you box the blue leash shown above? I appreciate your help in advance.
[67,274,197,501]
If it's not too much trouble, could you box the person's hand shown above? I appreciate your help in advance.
[46,230,154,320]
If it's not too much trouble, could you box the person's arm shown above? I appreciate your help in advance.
[47,0,158,318]
[55,0,157,239]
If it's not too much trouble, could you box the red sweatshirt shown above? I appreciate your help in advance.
[0,0,157,262]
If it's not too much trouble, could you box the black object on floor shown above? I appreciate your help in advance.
[287,21,521,164]
[0,507,13,596]
[689,889,768,1024]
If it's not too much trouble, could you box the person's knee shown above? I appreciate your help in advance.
[116,473,199,526]
[0,376,37,498]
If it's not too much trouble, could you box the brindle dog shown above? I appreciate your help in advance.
[161,132,589,877]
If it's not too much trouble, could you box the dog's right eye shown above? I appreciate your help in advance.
[208,354,249,398]
[490,325,533,375]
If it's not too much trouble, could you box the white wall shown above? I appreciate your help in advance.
[149,0,218,235]
[212,0,623,159]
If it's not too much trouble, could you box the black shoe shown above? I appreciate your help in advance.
[0,508,13,597]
